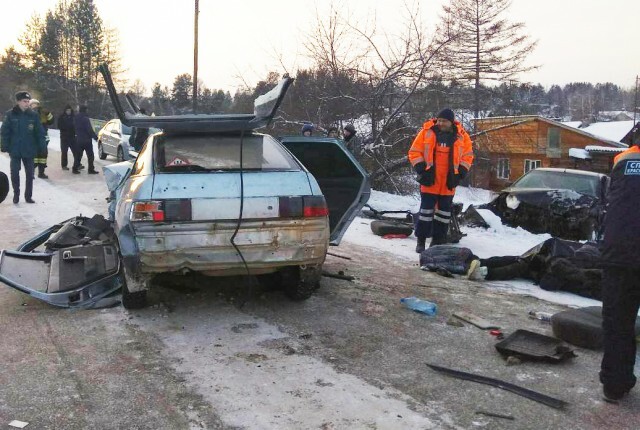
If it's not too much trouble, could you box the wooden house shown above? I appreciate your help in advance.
[471,116,627,190]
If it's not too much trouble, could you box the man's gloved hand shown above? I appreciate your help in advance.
[458,166,468,180]
[413,161,426,175]
[417,168,435,186]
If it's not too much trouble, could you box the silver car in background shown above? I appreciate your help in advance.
[97,119,133,162]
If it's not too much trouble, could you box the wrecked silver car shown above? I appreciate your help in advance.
[483,168,608,240]
[0,65,370,309]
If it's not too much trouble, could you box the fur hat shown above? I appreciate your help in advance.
[436,108,455,123]
[344,123,356,134]
[29,99,40,106]
[15,91,31,101]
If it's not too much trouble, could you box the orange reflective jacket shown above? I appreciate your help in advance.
[614,145,640,166]
[408,119,474,195]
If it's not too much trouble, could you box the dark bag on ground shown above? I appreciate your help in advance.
[420,245,475,275]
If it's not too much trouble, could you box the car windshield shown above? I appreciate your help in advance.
[154,134,300,172]
[512,170,601,197]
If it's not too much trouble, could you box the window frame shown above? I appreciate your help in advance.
[497,158,510,180]
[524,159,542,174]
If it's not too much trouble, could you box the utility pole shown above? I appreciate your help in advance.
[193,0,199,113]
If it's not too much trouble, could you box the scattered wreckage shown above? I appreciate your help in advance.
[476,168,608,241]
[0,64,370,309]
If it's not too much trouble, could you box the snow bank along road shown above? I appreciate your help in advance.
[0,146,638,429]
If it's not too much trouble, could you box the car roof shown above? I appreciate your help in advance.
[99,64,293,133]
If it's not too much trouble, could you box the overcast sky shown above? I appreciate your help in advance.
[1,0,639,94]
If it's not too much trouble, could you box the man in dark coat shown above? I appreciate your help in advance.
[29,99,54,178]
[57,105,77,171]
[343,123,359,155]
[599,137,640,403]
[73,105,99,174]
[0,91,47,203]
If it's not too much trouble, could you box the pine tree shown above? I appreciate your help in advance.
[441,0,537,124]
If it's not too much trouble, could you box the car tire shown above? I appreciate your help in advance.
[122,283,148,309]
[116,146,125,162]
[98,141,108,160]
[281,265,321,301]
[370,220,413,237]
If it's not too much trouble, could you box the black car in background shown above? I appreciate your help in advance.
[484,168,608,240]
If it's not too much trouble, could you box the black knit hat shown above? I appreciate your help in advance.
[15,91,31,101]
[436,108,455,122]
[344,123,356,134]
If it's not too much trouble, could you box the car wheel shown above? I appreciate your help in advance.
[98,141,108,160]
[117,146,125,162]
[122,282,148,309]
[370,220,413,237]
[281,265,322,301]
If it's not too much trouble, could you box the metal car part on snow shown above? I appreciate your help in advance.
[0,64,370,308]
[0,216,123,308]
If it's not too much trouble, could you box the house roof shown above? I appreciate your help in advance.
[584,145,627,154]
[474,115,628,148]
[563,120,635,143]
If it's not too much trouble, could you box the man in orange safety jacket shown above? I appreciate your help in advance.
[408,108,474,253]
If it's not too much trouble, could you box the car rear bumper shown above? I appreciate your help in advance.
[132,218,329,275]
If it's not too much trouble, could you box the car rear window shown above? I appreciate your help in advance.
[154,134,300,172]
[514,170,600,197]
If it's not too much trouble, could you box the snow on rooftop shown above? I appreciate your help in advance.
[569,120,635,142]
[585,145,626,153]
[569,148,591,159]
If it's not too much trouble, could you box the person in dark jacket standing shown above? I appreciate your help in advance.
[29,99,54,178]
[73,105,99,174]
[0,91,47,203]
[57,105,76,171]
[599,136,640,403]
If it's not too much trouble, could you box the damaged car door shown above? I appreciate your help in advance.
[279,136,371,245]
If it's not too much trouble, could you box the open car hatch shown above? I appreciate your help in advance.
[280,137,371,245]
[0,216,123,308]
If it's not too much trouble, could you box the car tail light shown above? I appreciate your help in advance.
[303,196,329,217]
[131,201,165,222]
[278,196,328,218]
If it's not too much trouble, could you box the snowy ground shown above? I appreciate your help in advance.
[345,188,601,308]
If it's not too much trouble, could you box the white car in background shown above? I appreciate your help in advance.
[97,119,133,162]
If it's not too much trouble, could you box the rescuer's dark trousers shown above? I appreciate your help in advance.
[600,267,640,395]
[10,157,35,199]
[415,193,453,242]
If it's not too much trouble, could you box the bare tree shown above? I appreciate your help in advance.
[441,0,537,125]
[303,1,457,190]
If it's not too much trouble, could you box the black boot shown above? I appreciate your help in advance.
[13,194,19,204]
[415,238,426,253]
[37,164,48,179]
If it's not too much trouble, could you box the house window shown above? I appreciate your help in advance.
[524,159,542,173]
[548,127,560,149]
[497,158,510,180]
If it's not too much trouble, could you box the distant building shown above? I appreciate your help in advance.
[472,115,628,190]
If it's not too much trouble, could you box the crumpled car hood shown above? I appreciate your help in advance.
[499,188,597,214]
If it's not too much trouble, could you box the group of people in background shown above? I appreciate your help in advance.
[300,122,359,155]
[0,91,99,204]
